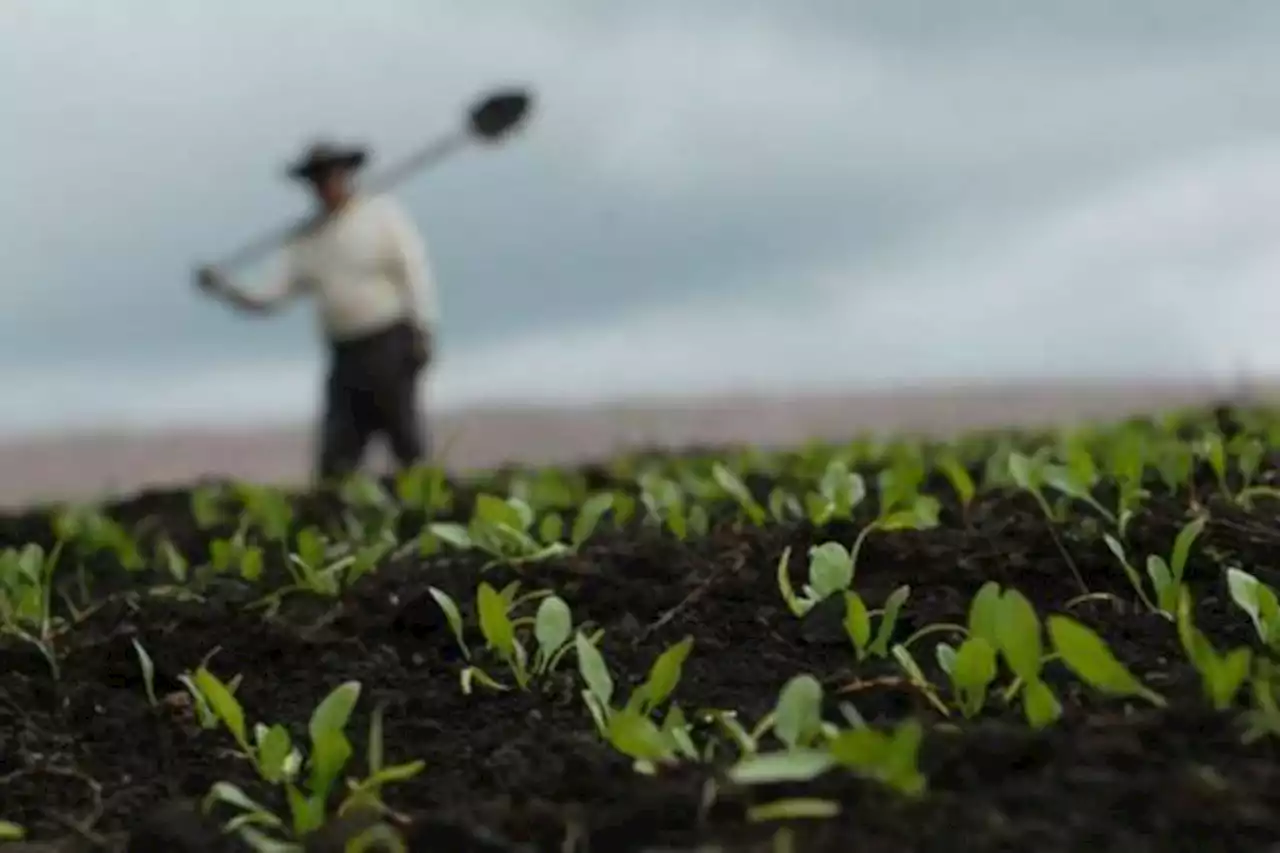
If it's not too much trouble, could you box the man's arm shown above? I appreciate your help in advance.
[197,253,304,315]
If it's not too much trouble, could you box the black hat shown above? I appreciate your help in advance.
[286,140,368,181]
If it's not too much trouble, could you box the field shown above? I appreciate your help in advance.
[3,404,1280,851]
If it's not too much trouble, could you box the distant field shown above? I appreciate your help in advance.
[0,379,1268,506]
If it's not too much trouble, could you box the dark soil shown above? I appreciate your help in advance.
[3,463,1280,852]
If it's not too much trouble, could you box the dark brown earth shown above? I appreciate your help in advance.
[3,440,1280,852]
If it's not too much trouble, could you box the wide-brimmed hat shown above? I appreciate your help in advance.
[286,140,368,181]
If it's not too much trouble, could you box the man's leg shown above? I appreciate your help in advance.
[382,367,427,469]
[316,360,373,485]
[370,324,428,470]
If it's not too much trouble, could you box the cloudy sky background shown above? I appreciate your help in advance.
[4,1,1280,436]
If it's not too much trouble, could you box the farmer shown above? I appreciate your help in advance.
[195,140,438,484]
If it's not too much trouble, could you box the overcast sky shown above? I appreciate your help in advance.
[4,1,1280,435]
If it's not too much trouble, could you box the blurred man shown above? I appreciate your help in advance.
[196,140,439,484]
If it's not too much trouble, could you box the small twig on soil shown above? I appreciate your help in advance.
[1042,518,1089,596]
[47,811,109,849]
[1210,517,1280,543]
[634,552,746,644]
[834,674,951,717]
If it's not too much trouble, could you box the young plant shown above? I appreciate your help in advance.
[638,474,709,541]
[843,585,911,662]
[1095,425,1148,534]
[776,542,854,618]
[935,635,997,718]
[711,463,767,526]
[1242,659,1280,744]
[777,541,909,654]
[1103,514,1207,618]
[0,821,25,841]
[1200,430,1268,504]
[953,583,1061,727]
[430,583,585,693]
[429,494,589,567]
[1225,567,1280,650]
[208,531,266,583]
[190,483,228,531]
[575,632,698,771]
[1175,587,1252,711]
[535,492,617,554]
[851,492,940,571]
[233,483,295,543]
[52,504,144,573]
[1008,449,1118,528]
[395,464,453,515]
[0,542,65,678]
[804,459,867,526]
[934,450,976,518]
[728,677,926,798]
[267,527,389,605]
[196,672,424,851]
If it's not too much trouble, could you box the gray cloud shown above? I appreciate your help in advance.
[2,1,1279,433]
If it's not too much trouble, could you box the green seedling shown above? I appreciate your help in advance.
[888,644,951,717]
[770,674,834,751]
[638,474,709,541]
[936,636,997,718]
[0,820,25,841]
[0,542,65,678]
[1176,587,1252,711]
[528,491,619,550]
[152,537,191,586]
[576,632,697,771]
[53,504,144,574]
[178,650,244,730]
[778,520,924,623]
[729,712,926,798]
[1096,425,1148,534]
[1148,436,1194,497]
[395,464,453,516]
[209,532,265,583]
[1225,567,1280,650]
[1008,449,1119,528]
[233,483,295,542]
[804,459,867,526]
[1242,659,1280,744]
[768,487,805,524]
[1103,514,1207,618]
[430,583,586,692]
[711,463,767,526]
[852,493,940,569]
[197,672,424,850]
[1047,615,1165,707]
[253,527,389,609]
[934,450,976,516]
[429,493,579,567]
[844,585,911,661]
[1199,431,1267,502]
[133,638,160,709]
[190,484,228,530]
[777,542,854,617]
[935,583,1061,727]
[336,475,402,548]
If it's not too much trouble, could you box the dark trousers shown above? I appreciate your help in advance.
[317,320,428,483]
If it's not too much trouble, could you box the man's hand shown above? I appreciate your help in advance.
[408,323,432,372]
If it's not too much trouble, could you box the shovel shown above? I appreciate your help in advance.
[210,87,534,272]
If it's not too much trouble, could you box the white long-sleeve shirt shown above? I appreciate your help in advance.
[256,193,439,341]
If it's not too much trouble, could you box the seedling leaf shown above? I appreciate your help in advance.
[1047,616,1165,706]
